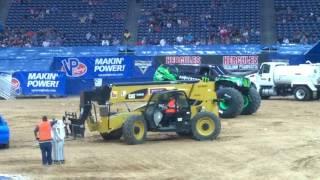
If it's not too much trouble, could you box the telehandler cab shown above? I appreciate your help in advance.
[72,81,221,145]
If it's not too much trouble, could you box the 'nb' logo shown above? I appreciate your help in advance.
[62,58,87,77]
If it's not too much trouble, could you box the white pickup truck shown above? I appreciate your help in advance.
[247,62,320,101]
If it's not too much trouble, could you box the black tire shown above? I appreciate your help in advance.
[0,143,9,149]
[241,87,261,115]
[191,112,221,141]
[100,128,122,140]
[294,86,311,101]
[217,87,244,118]
[176,130,192,136]
[122,115,147,145]
[261,96,270,100]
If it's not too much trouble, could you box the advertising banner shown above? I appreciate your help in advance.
[52,56,155,80]
[222,55,259,72]
[154,54,267,72]
[11,71,66,96]
[132,56,155,78]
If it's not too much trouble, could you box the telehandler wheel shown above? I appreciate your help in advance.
[294,86,311,101]
[191,112,221,141]
[100,129,122,140]
[123,115,147,145]
[217,87,243,118]
[241,87,261,115]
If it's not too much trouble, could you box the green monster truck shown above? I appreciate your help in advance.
[154,64,261,118]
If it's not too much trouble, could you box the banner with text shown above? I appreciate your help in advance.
[52,56,154,80]
[154,54,267,72]
[12,71,66,96]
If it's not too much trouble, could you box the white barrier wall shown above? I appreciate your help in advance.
[0,72,13,99]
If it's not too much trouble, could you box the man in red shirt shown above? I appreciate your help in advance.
[165,97,177,114]
[159,96,177,126]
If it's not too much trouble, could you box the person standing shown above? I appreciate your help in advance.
[123,29,131,42]
[52,119,66,164]
[34,116,55,166]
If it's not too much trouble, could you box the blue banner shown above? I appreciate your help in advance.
[12,71,66,96]
[51,56,155,81]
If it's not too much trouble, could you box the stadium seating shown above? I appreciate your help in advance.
[3,0,318,46]
[137,0,261,45]
[6,0,127,46]
[274,0,320,44]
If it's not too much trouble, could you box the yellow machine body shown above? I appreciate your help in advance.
[86,81,218,135]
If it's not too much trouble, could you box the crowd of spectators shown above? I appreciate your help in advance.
[138,2,188,34]
[275,3,320,44]
[135,24,259,46]
[23,6,60,21]
[276,4,320,25]
[277,31,318,44]
[0,27,66,48]
[199,24,260,45]
[72,11,97,24]
[138,1,260,46]
[13,0,61,21]
[84,31,121,46]
[4,0,318,47]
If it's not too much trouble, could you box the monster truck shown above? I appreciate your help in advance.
[154,64,261,118]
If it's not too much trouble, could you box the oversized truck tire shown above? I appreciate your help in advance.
[122,115,147,145]
[217,87,244,118]
[241,87,261,115]
[191,112,221,141]
[294,86,311,101]
[261,95,270,100]
[100,129,122,140]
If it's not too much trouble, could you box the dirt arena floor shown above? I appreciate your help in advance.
[0,97,320,180]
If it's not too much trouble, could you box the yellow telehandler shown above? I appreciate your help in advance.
[70,80,221,145]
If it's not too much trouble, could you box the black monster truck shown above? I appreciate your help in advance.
[154,64,261,118]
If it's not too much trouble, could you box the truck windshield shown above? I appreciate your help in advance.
[259,64,270,74]
[215,65,228,75]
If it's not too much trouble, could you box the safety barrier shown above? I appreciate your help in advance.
[0,43,319,97]
[0,72,14,99]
